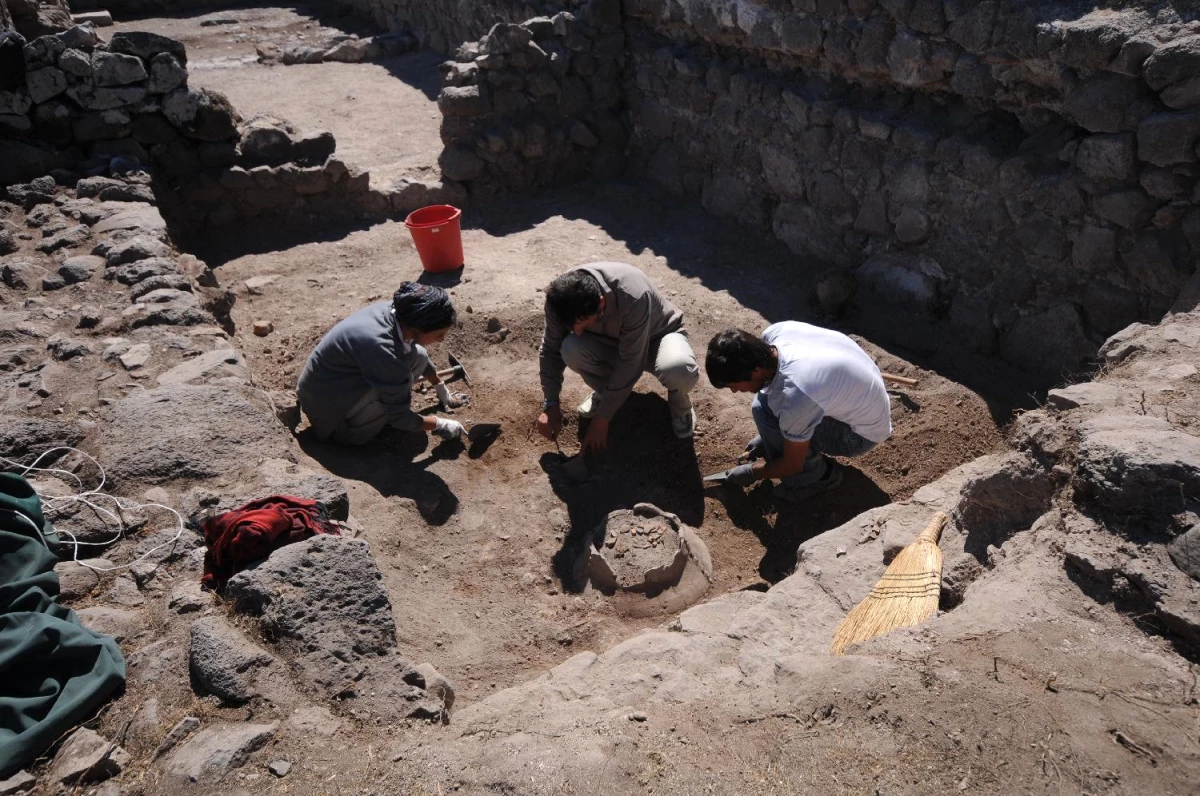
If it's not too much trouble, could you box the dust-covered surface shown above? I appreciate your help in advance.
[110,5,445,188]
[598,509,681,588]
[3,10,1199,795]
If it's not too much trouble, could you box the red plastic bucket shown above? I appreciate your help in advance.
[405,205,464,273]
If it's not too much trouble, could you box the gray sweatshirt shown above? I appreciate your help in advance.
[297,301,425,435]
[539,262,685,420]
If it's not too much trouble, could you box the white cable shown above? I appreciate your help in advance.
[0,447,187,574]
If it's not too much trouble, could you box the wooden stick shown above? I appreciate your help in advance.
[880,372,918,386]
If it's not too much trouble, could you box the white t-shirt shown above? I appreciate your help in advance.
[761,322,893,444]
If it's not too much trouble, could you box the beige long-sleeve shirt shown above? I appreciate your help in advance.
[539,262,684,420]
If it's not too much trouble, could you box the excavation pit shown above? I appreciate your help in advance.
[582,503,712,616]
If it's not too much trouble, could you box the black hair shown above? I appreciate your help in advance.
[545,270,602,327]
[705,329,776,388]
[392,282,456,331]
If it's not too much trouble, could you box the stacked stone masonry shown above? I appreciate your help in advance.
[618,0,1200,378]
[0,26,455,234]
[422,0,1200,378]
[437,4,628,194]
[341,0,590,54]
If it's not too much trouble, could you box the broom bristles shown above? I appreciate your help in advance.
[830,512,947,655]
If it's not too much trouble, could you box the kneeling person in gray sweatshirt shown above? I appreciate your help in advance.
[297,282,466,445]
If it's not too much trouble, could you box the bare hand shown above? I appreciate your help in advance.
[537,406,562,441]
[582,416,609,454]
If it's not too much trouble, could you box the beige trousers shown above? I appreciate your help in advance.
[560,331,699,416]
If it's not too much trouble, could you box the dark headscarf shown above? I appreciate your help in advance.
[392,282,456,332]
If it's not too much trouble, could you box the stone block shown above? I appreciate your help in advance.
[1071,224,1118,273]
[0,89,32,116]
[1000,304,1095,377]
[1066,73,1145,133]
[438,85,490,117]
[59,47,92,77]
[49,728,128,785]
[73,109,131,142]
[66,84,146,111]
[108,31,187,65]
[887,30,939,87]
[1143,34,1200,92]
[1122,229,1190,297]
[237,117,294,166]
[1137,110,1200,167]
[1094,187,1153,230]
[163,723,276,783]
[292,131,335,165]
[26,66,66,103]
[857,252,944,314]
[93,52,147,86]
[780,15,823,57]
[1075,133,1137,181]
[189,616,275,702]
[163,88,239,142]
[148,53,186,94]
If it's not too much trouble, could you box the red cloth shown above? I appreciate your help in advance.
[200,495,339,590]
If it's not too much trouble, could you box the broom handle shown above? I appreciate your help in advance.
[916,512,948,544]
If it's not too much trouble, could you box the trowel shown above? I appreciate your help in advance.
[702,467,739,485]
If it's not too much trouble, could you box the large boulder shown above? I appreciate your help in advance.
[224,536,394,691]
[855,253,944,315]
[103,385,291,484]
[163,88,238,141]
[1074,413,1200,519]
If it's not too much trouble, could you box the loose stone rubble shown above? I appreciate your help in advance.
[0,175,456,788]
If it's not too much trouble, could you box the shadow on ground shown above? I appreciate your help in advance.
[113,0,446,99]
[540,393,704,591]
[463,180,1046,422]
[711,469,891,582]
[296,426,461,525]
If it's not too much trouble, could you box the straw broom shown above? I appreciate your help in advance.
[831,511,947,655]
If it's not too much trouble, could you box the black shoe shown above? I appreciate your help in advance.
[773,460,843,504]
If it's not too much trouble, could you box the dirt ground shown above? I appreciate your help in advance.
[112,4,446,188]
[200,178,1025,706]
[72,9,1187,793]
[99,2,1035,706]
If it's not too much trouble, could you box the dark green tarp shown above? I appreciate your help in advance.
[0,472,126,779]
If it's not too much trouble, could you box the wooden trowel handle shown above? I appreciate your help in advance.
[881,372,918,386]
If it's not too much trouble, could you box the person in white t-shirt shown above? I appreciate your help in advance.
[704,322,893,503]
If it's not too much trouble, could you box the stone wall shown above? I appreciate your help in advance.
[340,0,580,53]
[619,0,1200,378]
[437,4,628,195]
[0,27,435,235]
[4,0,71,38]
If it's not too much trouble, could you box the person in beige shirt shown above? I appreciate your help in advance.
[536,262,700,453]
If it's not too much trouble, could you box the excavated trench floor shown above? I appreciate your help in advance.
[115,3,1036,704]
